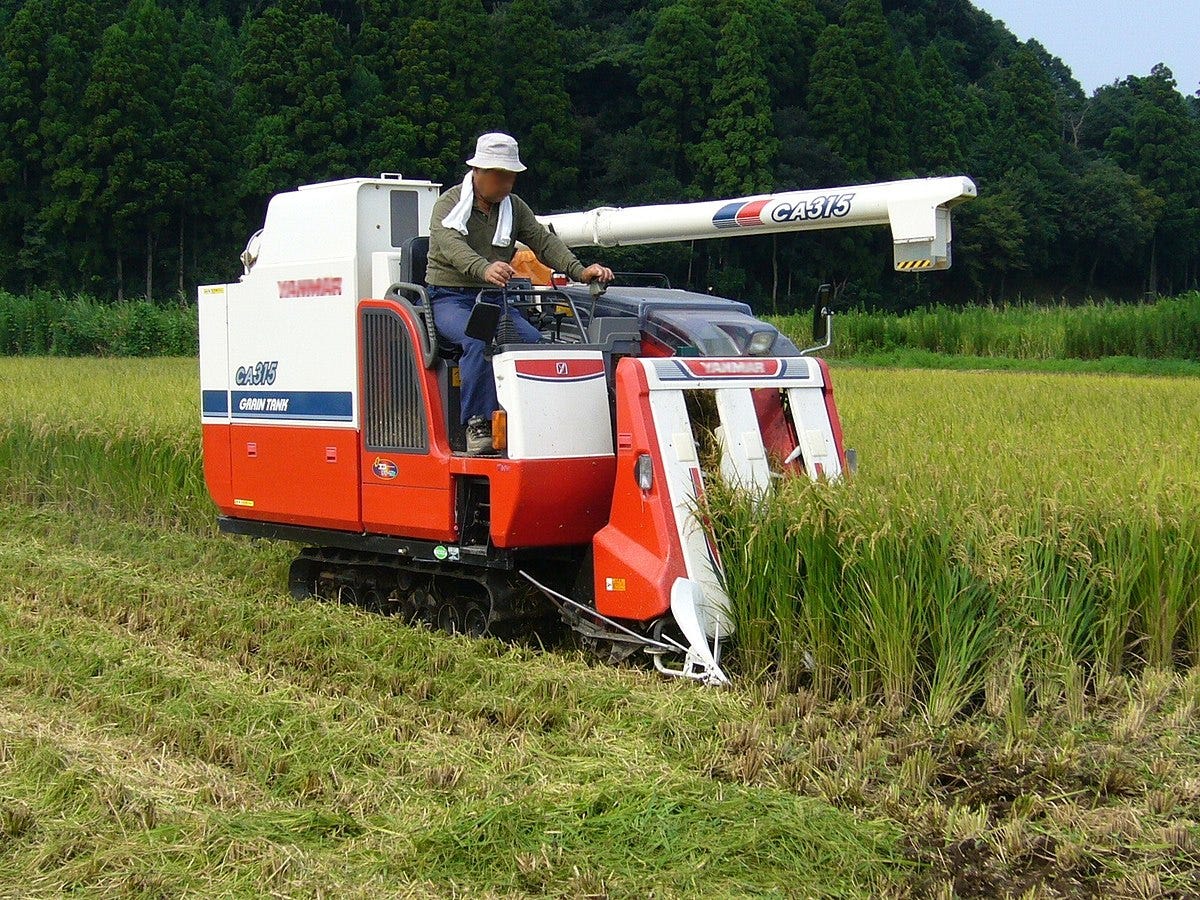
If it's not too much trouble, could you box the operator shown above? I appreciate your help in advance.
[427,132,613,455]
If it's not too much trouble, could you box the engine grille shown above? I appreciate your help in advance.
[361,308,428,451]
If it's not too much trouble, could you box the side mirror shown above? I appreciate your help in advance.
[465,302,501,342]
[812,283,833,343]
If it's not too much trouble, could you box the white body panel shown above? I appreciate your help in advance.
[224,258,359,427]
[648,388,732,635]
[540,176,976,271]
[714,388,771,493]
[198,176,442,429]
[494,350,614,459]
[198,284,230,421]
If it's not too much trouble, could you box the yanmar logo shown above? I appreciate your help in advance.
[277,277,343,299]
[684,359,781,377]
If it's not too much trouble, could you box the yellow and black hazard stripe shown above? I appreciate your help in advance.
[895,259,935,271]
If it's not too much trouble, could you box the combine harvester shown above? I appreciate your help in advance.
[199,174,975,685]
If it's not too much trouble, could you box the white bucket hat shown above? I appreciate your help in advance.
[466,132,527,172]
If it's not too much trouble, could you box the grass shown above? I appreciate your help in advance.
[834,349,1200,378]
[0,290,198,356]
[0,505,904,897]
[4,357,1200,895]
[771,291,1200,367]
[1,289,1197,367]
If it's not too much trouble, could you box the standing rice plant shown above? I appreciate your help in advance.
[0,419,210,530]
[1013,510,1101,710]
[705,359,1200,721]
[788,499,849,700]
[838,522,924,709]
[705,481,799,681]
[1089,519,1149,681]
[1133,517,1200,669]
[922,558,999,726]
[6,356,1200,729]
[0,358,209,530]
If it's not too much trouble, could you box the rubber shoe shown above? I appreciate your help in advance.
[465,416,495,455]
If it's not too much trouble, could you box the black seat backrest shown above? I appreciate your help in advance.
[400,236,429,286]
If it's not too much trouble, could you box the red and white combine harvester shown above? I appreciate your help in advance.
[199,174,975,684]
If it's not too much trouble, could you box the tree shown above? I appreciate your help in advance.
[694,8,778,197]
[742,0,824,110]
[236,0,357,204]
[807,24,870,180]
[983,44,1061,177]
[167,61,235,293]
[1103,66,1200,294]
[1066,159,1162,293]
[0,0,106,290]
[166,8,243,289]
[893,47,922,176]
[916,44,964,171]
[1026,39,1086,148]
[391,0,503,185]
[1,0,1197,306]
[81,0,179,299]
[637,2,716,196]
[840,0,906,177]
[951,186,1029,299]
[497,0,579,209]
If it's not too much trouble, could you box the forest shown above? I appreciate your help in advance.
[1,0,1198,312]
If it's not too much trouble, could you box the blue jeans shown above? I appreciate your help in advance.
[429,287,542,424]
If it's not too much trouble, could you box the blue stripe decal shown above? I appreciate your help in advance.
[712,202,743,229]
[231,390,353,421]
[202,390,229,415]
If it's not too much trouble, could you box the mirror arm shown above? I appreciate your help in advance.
[798,309,833,357]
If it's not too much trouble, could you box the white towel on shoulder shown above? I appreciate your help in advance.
[441,171,513,247]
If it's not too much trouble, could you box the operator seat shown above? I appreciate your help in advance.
[397,236,461,361]
[399,235,428,286]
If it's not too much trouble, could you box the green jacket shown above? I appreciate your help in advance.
[426,182,585,288]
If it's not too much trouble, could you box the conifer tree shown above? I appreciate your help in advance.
[696,9,777,197]
[393,0,503,185]
[917,44,965,171]
[236,0,356,201]
[82,0,179,298]
[637,2,716,194]
[497,0,579,209]
[840,0,906,177]
[988,45,1061,174]
[0,0,104,288]
[807,24,871,180]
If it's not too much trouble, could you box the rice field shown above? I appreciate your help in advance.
[713,367,1200,722]
[3,356,1200,896]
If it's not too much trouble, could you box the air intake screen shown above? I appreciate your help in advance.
[362,309,428,451]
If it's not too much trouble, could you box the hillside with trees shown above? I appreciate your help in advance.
[1,0,1197,311]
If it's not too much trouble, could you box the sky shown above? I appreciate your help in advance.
[970,0,1200,96]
